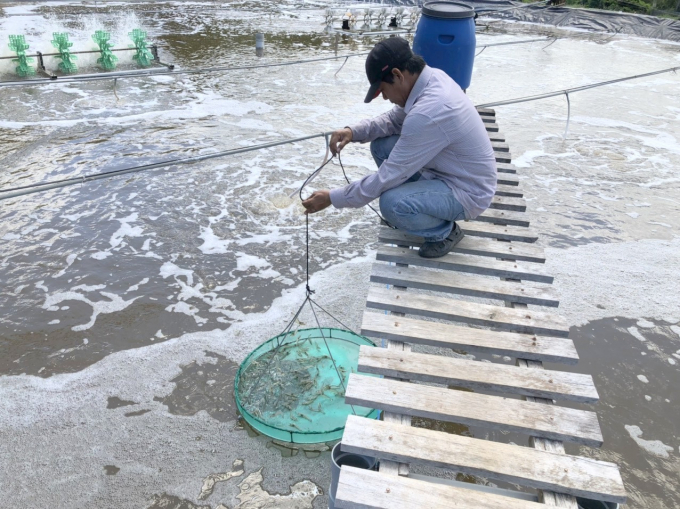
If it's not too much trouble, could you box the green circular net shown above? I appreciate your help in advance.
[234,328,379,443]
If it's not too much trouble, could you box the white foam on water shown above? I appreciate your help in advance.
[126,277,149,293]
[627,327,647,342]
[637,319,656,329]
[546,238,680,327]
[198,225,232,255]
[90,251,111,260]
[109,212,144,249]
[53,253,78,278]
[0,94,275,129]
[160,261,194,286]
[637,375,649,383]
[41,288,139,331]
[624,425,675,458]
[234,253,271,272]
[670,326,680,337]
[165,301,207,325]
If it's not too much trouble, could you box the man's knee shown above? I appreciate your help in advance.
[380,191,417,220]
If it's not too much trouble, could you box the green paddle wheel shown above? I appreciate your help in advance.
[92,30,118,70]
[8,35,35,77]
[51,32,77,74]
[129,29,154,67]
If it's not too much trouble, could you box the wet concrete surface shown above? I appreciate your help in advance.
[153,351,239,423]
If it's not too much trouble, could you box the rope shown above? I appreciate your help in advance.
[334,56,349,77]
[307,300,356,414]
[295,154,357,414]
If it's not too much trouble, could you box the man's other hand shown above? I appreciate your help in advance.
[329,128,353,155]
[302,190,332,215]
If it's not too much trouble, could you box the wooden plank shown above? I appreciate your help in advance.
[335,466,546,509]
[495,151,512,163]
[366,286,569,337]
[496,183,524,197]
[380,221,538,244]
[497,173,520,186]
[490,195,526,212]
[370,263,559,307]
[474,208,531,227]
[463,221,537,242]
[482,116,497,124]
[360,312,579,364]
[521,358,581,507]
[377,227,545,262]
[376,246,552,283]
[485,123,500,132]
[489,133,506,143]
[477,107,496,116]
[341,416,627,504]
[345,374,603,446]
[497,162,518,173]
[492,141,509,153]
[358,346,597,402]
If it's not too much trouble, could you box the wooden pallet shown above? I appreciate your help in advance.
[335,109,626,509]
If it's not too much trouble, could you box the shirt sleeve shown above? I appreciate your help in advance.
[348,106,407,143]
[330,112,451,209]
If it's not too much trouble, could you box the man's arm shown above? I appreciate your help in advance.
[349,106,406,144]
[330,112,450,209]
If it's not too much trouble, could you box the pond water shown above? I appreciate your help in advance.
[0,1,679,508]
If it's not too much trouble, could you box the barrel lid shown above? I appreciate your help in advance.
[421,1,476,19]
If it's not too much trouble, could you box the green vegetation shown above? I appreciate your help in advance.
[529,0,679,17]
[574,0,678,16]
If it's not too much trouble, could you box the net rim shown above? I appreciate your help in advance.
[234,327,377,443]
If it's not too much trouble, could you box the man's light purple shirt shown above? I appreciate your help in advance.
[329,65,497,219]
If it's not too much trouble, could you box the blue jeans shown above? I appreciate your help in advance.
[371,135,466,242]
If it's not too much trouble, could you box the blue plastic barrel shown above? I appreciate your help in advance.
[412,1,476,90]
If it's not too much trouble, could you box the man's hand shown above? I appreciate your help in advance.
[329,128,353,156]
[302,190,332,215]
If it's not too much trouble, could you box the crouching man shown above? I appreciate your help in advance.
[302,37,496,259]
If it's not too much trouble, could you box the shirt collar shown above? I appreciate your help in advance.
[404,65,433,114]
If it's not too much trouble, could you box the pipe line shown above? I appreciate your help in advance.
[0,132,332,202]
[476,65,680,108]
[0,46,146,60]
[3,66,677,201]
[0,52,370,88]
[0,37,554,88]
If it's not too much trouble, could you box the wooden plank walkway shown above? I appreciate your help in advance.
[335,108,626,509]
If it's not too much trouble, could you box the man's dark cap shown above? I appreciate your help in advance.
[363,37,413,103]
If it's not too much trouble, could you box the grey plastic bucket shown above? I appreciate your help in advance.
[328,442,377,509]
